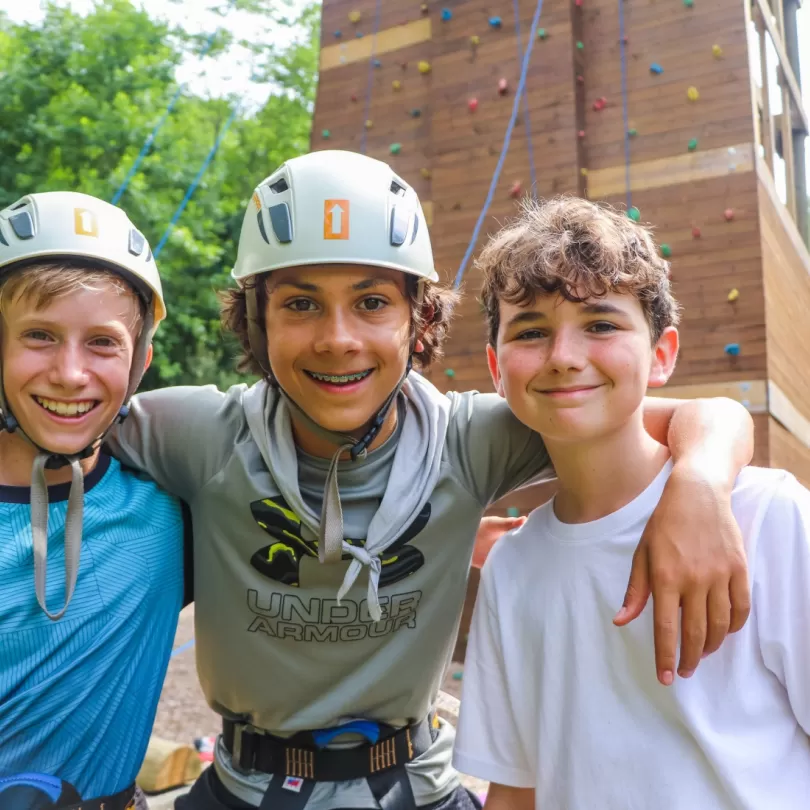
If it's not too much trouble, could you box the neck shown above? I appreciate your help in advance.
[544,411,671,524]
[0,431,100,487]
[290,402,399,460]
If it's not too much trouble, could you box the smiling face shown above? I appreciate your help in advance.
[1,280,146,457]
[263,264,413,444]
[488,290,678,447]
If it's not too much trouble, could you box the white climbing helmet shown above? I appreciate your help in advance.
[0,191,166,330]
[232,149,438,284]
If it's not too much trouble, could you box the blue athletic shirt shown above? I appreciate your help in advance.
[0,454,186,801]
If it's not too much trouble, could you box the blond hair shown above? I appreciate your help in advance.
[0,260,146,336]
[478,196,680,346]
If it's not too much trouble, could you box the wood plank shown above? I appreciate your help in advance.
[587,143,755,197]
[320,18,433,72]
[769,417,810,488]
[646,380,768,411]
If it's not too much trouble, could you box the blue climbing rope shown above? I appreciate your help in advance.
[153,104,241,258]
[454,0,545,289]
[359,0,384,155]
[512,0,538,195]
[618,0,632,211]
[110,31,218,205]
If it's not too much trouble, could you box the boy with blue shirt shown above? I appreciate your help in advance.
[0,192,189,810]
[454,197,810,810]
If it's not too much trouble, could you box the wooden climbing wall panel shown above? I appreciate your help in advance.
[313,0,810,487]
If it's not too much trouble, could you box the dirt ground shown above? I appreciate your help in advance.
[153,606,466,744]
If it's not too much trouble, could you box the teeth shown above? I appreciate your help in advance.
[309,370,370,384]
[34,396,95,416]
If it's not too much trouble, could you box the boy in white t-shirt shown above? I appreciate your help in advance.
[453,197,810,810]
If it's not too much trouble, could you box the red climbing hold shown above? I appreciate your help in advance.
[509,181,522,198]
[498,78,509,95]
[577,75,585,84]
[351,93,358,102]
[468,98,479,112]
[592,97,607,111]
[578,130,586,138]
[692,226,701,238]
[724,208,735,221]
[575,0,583,6]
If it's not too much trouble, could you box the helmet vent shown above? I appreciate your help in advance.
[269,178,289,194]
[390,181,406,197]
[10,201,27,211]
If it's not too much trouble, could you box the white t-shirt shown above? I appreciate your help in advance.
[453,463,810,810]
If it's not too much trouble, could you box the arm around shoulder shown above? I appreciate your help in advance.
[483,783,535,810]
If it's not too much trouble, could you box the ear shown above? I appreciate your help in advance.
[143,343,153,373]
[414,337,425,354]
[486,343,506,397]
[647,326,678,388]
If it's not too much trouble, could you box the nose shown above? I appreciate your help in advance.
[48,341,91,389]
[312,307,363,356]
[547,326,587,372]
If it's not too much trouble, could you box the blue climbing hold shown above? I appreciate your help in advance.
[441,8,452,20]
[373,59,381,68]
[724,343,741,357]
[452,671,463,681]
[356,31,363,38]
[489,16,502,28]
[650,63,664,74]
[334,30,342,38]
[507,507,520,518]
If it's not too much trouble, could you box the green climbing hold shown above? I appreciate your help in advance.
[627,128,637,137]
[628,206,641,221]
[688,138,698,151]
[507,507,520,518]
[684,0,694,6]
[537,28,547,39]
[444,368,455,378]
[452,671,463,681]
[576,40,584,50]
[322,129,331,139]
[661,244,672,257]
[389,143,402,155]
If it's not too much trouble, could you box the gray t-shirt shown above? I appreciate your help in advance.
[106,381,552,807]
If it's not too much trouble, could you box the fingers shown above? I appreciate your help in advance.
[677,590,708,677]
[702,581,731,657]
[614,542,650,626]
[652,589,680,686]
[728,562,751,634]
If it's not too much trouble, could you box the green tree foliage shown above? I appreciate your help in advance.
[0,0,319,389]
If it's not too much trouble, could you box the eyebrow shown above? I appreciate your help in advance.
[271,277,397,293]
[505,301,628,329]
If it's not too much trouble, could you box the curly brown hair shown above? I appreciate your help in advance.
[220,272,459,378]
[479,196,680,347]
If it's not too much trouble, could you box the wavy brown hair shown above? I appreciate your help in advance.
[220,272,459,378]
[479,196,680,347]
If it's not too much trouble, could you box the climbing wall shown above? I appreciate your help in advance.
[313,0,810,497]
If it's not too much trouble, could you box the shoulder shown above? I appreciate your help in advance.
[130,382,251,430]
[731,466,799,524]
[481,506,550,591]
[101,457,184,523]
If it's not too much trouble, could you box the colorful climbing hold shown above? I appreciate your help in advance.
[350,93,358,102]
[498,78,509,95]
[373,59,382,68]
[444,368,455,378]
[727,288,740,302]
[687,86,700,101]
[538,28,548,39]
[389,143,402,155]
[592,97,607,111]
[692,225,701,238]
[724,208,735,221]
[348,9,361,23]
[650,63,664,75]
[628,207,641,221]
[627,128,637,137]
[441,8,452,21]
[576,40,584,50]
[724,343,741,356]
[509,181,522,198]
[392,80,402,91]
[468,97,479,112]
[410,108,422,117]
[452,671,463,681]
[661,244,672,258]
[580,168,588,176]
[688,138,698,151]
[576,74,585,84]
[334,30,342,38]
[322,129,331,139]
[420,168,432,179]
[575,0,583,6]
[507,506,521,518]
[364,119,373,129]
[418,60,432,74]
[470,35,480,46]
[712,44,723,58]
[421,3,429,13]
[684,0,694,6]
[489,16,502,28]
[578,130,586,138]
[355,31,363,38]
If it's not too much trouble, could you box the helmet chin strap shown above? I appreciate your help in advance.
[0,308,154,620]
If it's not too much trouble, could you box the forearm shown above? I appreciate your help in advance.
[484,784,535,810]
[643,396,753,486]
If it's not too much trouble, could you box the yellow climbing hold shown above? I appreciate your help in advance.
[687,86,700,101]
[727,288,740,302]
[364,119,373,129]
[580,168,588,176]
[348,9,361,23]
[392,80,402,91]
[470,35,480,46]
[420,168,432,179]
[418,60,432,74]
[712,44,723,58]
